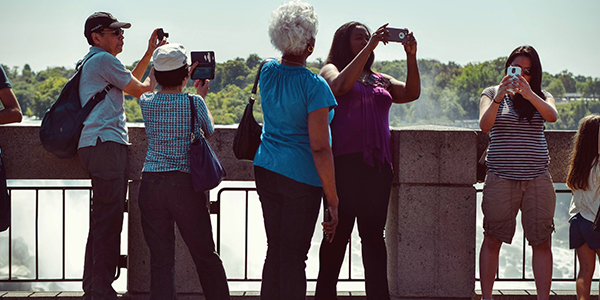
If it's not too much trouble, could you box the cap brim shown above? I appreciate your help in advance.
[109,21,131,29]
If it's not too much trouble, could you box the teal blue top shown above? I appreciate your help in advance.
[253,60,337,187]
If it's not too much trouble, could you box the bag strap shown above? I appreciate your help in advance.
[189,94,203,140]
[249,58,275,103]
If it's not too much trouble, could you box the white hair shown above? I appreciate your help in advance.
[268,0,318,55]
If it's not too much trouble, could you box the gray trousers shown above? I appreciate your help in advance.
[79,139,128,300]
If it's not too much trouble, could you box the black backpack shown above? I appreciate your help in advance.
[39,53,113,158]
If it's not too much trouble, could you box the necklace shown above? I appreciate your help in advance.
[358,72,373,85]
[358,72,392,89]
[281,58,305,67]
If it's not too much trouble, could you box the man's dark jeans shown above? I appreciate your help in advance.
[79,140,128,300]
[315,153,393,300]
[254,166,322,300]
[139,171,230,300]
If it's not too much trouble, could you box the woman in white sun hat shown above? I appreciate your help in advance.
[138,43,230,300]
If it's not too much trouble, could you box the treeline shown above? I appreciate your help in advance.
[3,55,600,130]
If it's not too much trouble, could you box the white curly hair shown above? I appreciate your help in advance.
[268,0,318,55]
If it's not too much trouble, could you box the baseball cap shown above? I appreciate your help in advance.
[84,12,131,41]
[153,44,188,72]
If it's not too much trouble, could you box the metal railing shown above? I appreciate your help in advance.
[0,185,129,284]
[4,184,582,286]
[1,184,363,286]
[215,187,363,282]
[1,186,93,283]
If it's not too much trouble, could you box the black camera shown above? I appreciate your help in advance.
[191,51,216,80]
[157,28,169,40]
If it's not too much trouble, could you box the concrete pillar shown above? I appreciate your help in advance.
[386,126,477,299]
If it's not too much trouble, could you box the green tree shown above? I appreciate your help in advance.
[588,78,600,98]
[557,70,577,93]
[20,64,35,84]
[451,59,504,119]
[542,72,554,89]
[220,58,251,89]
[32,76,68,118]
[546,78,566,100]
[125,99,143,122]
[246,54,262,70]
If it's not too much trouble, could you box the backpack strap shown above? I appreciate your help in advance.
[76,52,99,72]
[77,52,113,105]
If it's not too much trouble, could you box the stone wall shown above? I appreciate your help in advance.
[0,125,577,300]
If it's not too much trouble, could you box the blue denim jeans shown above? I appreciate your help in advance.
[254,166,323,300]
[139,171,230,300]
[315,153,393,300]
[79,140,128,300]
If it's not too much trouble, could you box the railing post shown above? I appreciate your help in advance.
[386,126,477,299]
[127,179,150,298]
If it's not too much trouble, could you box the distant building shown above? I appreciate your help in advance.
[558,92,599,102]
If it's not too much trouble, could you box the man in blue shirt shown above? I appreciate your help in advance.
[78,12,162,299]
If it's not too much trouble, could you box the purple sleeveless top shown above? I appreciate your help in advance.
[331,73,393,170]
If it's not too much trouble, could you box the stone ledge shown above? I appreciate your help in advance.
[0,291,367,299]
[473,290,598,300]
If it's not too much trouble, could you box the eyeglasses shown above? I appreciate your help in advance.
[98,29,124,36]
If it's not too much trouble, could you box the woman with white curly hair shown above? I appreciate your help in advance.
[253,1,339,299]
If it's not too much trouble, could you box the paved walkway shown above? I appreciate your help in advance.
[1,290,595,299]
[0,291,368,299]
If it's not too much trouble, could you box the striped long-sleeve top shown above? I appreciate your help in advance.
[482,86,553,181]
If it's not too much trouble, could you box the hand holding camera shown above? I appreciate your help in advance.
[189,62,211,98]
[376,25,417,55]
[157,28,169,41]
[505,66,521,94]
[148,28,169,55]
[191,51,216,80]
[387,27,410,43]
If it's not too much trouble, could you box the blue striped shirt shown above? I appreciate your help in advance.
[482,86,552,181]
[140,93,214,173]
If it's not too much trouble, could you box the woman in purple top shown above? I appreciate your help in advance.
[315,21,420,300]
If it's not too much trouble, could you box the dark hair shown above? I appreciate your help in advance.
[567,115,600,190]
[86,29,102,46]
[326,21,374,72]
[86,34,95,46]
[505,45,546,121]
[154,65,189,88]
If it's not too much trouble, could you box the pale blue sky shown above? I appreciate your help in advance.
[2,0,599,77]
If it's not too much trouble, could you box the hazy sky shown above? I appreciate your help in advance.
[2,0,599,78]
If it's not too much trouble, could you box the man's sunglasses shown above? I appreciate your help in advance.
[98,29,124,36]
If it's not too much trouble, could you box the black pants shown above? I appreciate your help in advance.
[139,171,230,300]
[315,153,393,300]
[79,140,128,300]
[254,166,323,300]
